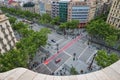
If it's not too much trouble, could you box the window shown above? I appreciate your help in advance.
[119,24,120,28]
[0,25,2,28]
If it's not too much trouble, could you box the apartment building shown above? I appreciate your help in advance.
[0,11,17,54]
[68,0,89,27]
[39,1,46,15]
[87,0,97,21]
[34,0,40,14]
[102,0,112,14]
[51,1,59,18]
[59,0,69,22]
[107,0,120,28]
[22,2,35,13]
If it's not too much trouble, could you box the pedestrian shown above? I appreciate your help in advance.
[64,72,66,75]
[80,70,83,74]
[56,72,58,75]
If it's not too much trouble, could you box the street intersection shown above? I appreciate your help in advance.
[15,22,99,75]
[32,25,99,75]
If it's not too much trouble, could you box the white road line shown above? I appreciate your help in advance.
[54,57,72,73]
[43,64,53,73]
[86,50,97,64]
[78,46,89,58]
[56,39,64,44]
[33,63,46,71]
[63,50,72,57]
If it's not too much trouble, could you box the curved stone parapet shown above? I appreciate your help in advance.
[0,60,120,80]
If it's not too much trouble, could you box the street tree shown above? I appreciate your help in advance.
[39,13,52,24]
[0,49,28,72]
[95,50,119,68]
[59,23,67,35]
[0,18,50,72]
[9,16,17,24]
[86,19,119,46]
[105,35,118,46]
[69,20,79,34]
[51,16,60,25]
[70,67,78,75]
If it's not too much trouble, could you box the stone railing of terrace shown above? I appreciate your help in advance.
[0,60,120,80]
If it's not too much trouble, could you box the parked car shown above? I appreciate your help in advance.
[51,39,56,43]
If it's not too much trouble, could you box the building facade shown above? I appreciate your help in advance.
[87,0,97,21]
[39,0,59,15]
[59,1,69,22]
[102,0,112,15]
[34,0,40,14]
[68,1,89,27]
[0,11,17,54]
[39,1,46,15]
[22,2,35,13]
[51,1,59,18]
[107,0,120,28]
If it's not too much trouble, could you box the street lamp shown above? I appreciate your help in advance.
[88,53,97,71]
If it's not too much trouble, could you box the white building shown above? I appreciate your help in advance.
[0,11,17,54]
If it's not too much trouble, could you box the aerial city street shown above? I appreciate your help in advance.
[0,0,120,76]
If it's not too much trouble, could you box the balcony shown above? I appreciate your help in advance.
[0,37,3,41]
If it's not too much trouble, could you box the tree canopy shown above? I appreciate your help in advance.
[70,67,78,75]
[86,19,120,46]
[39,13,52,24]
[0,18,51,72]
[8,16,17,24]
[95,50,119,68]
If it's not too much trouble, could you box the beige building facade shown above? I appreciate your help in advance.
[107,0,120,28]
[87,0,97,21]
[0,11,17,54]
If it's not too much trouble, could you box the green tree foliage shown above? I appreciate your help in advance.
[95,50,119,68]
[105,35,118,46]
[86,19,120,46]
[1,7,41,21]
[70,67,78,75]
[59,20,79,32]
[118,46,120,50]
[12,21,28,31]
[69,20,79,29]
[50,16,60,25]
[8,16,17,24]
[0,20,50,72]
[0,49,28,72]
[39,13,52,24]
[59,23,67,35]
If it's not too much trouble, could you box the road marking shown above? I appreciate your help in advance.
[86,50,97,64]
[56,38,64,44]
[44,63,53,73]
[63,50,72,57]
[44,36,81,64]
[33,64,40,71]
[54,56,72,73]
[78,46,89,58]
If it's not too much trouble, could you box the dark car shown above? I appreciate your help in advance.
[51,39,56,43]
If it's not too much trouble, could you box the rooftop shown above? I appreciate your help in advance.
[0,12,8,22]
